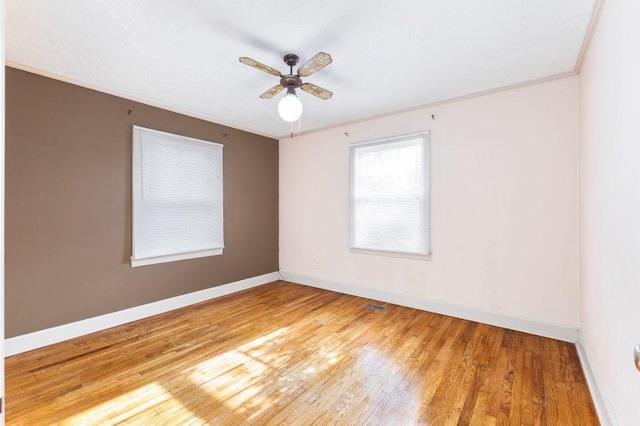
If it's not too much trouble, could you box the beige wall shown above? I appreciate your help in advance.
[579,0,640,424]
[5,67,279,337]
[280,76,579,327]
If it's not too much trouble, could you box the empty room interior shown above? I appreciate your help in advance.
[1,0,639,424]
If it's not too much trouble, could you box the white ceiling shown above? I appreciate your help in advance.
[6,0,595,139]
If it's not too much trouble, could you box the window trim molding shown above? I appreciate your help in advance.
[132,125,224,149]
[349,247,431,261]
[131,125,224,268]
[130,248,224,268]
[349,130,431,257]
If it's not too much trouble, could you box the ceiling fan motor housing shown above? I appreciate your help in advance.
[280,74,302,89]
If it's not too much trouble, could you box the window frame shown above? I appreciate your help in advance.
[349,131,431,259]
[131,126,224,268]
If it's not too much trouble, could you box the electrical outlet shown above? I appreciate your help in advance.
[315,261,321,270]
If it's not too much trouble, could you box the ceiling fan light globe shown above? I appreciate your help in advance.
[278,92,303,122]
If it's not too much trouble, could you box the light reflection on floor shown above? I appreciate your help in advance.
[57,326,377,424]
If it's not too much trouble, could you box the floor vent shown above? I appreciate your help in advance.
[365,303,387,311]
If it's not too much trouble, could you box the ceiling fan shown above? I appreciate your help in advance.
[239,52,333,122]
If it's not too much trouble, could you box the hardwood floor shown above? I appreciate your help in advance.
[6,281,598,425]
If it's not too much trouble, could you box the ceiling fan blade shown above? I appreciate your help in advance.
[239,57,281,76]
[297,52,332,77]
[301,83,333,100]
[260,85,285,99]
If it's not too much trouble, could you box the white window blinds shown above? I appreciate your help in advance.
[131,126,224,267]
[350,132,430,256]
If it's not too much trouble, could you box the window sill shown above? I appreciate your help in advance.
[131,247,224,267]
[349,246,431,261]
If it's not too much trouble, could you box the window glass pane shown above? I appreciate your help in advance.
[350,135,429,255]
[132,127,223,263]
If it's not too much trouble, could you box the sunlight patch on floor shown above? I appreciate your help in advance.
[61,382,180,425]
[57,326,361,424]
[60,329,290,424]
[188,328,288,408]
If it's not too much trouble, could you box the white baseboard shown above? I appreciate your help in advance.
[576,330,617,426]
[5,272,280,357]
[282,272,579,343]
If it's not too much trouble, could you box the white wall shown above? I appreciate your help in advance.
[1,0,6,419]
[579,0,640,424]
[280,76,579,328]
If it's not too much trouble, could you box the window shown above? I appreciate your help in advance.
[131,126,224,267]
[349,131,430,257]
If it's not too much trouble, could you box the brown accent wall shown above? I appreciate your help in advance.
[5,67,279,337]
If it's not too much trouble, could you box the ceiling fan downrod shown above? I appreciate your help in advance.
[280,54,302,89]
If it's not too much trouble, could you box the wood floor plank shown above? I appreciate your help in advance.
[5,281,599,425]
